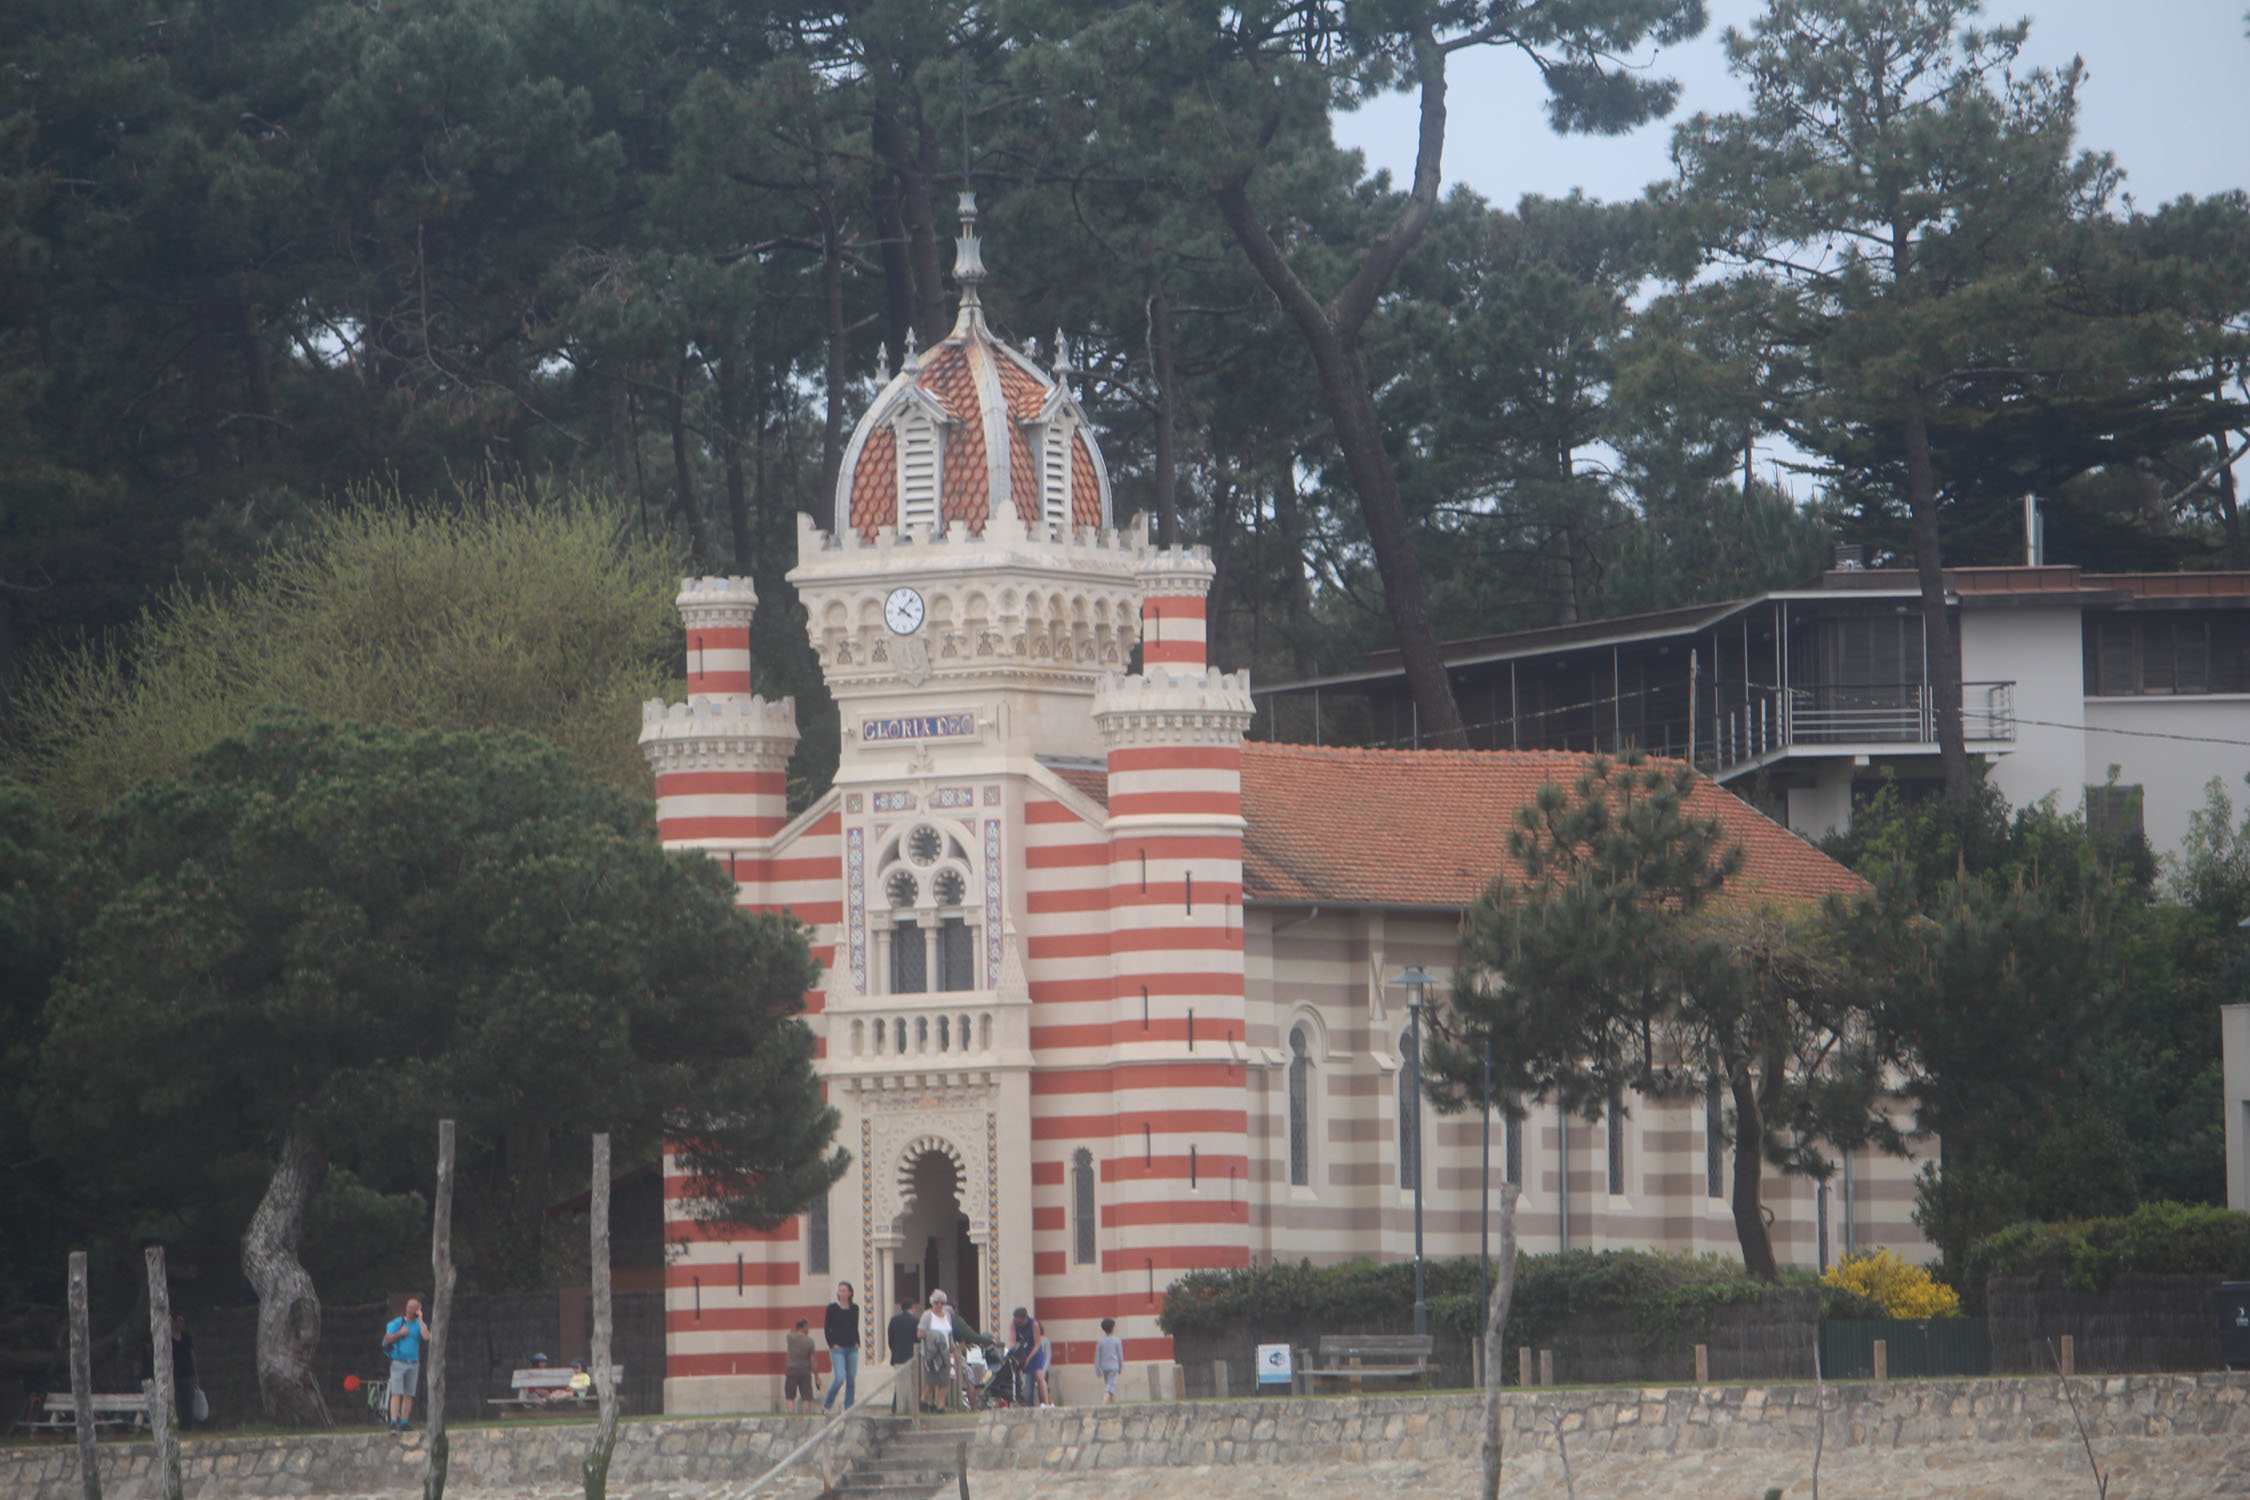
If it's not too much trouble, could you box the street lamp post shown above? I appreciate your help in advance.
[1394,966,1439,1338]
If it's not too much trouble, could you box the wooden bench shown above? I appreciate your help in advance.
[487,1365,623,1416]
[19,1392,151,1434]
[1300,1335,1435,1391]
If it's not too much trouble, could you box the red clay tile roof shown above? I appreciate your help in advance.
[1070,432,1102,529]
[1043,746,1858,910]
[848,428,897,540]
[995,355,1046,421]
[839,324,1112,538]
[1007,425,1039,523]
[1238,743,1860,909]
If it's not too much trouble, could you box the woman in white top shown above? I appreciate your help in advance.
[916,1290,956,1409]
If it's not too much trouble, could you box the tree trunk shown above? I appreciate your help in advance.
[668,370,711,565]
[143,1249,182,1500]
[1898,386,1972,811]
[1272,464,1319,678]
[1726,1070,1779,1281]
[870,90,945,346]
[608,378,645,532]
[241,1125,329,1426]
[423,1121,456,1500]
[871,174,914,364]
[1479,1183,1521,1500]
[69,1251,100,1500]
[1146,273,1179,547]
[584,1133,621,1500]
[1205,471,1240,668]
[2221,440,2245,568]
[718,351,754,570]
[818,174,850,515]
[1206,23,1468,747]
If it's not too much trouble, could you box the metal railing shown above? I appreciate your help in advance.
[1706,681,2014,775]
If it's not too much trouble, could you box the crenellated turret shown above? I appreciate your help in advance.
[1132,524,1216,671]
[640,577,798,853]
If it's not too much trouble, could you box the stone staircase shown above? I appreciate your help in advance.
[833,1414,976,1500]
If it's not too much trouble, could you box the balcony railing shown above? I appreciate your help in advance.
[837,997,998,1063]
[1707,681,2013,776]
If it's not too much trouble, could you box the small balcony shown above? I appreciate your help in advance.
[835,995,1001,1064]
[1707,682,2015,779]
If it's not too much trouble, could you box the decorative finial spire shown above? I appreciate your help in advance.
[952,190,987,315]
[901,326,920,374]
[877,342,891,382]
[1053,328,1073,393]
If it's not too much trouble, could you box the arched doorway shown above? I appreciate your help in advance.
[894,1147,981,1331]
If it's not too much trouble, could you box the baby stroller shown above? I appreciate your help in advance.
[970,1338,1029,1408]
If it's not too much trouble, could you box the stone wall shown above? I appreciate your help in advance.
[9,1373,2249,1500]
[1,1412,870,1500]
[949,1372,2250,1472]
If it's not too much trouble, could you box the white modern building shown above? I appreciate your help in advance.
[1256,561,2250,860]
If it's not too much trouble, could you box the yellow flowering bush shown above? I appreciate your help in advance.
[1821,1249,1960,1319]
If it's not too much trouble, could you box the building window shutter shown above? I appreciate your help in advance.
[897,413,940,530]
[891,921,926,994]
[936,917,974,992]
[1071,1149,1097,1265]
[1042,422,1071,531]
[1287,1026,1311,1188]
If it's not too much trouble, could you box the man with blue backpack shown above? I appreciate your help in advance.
[381,1298,430,1432]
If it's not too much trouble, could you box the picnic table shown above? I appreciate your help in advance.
[488,1365,624,1416]
[18,1391,151,1435]
[1298,1334,1435,1391]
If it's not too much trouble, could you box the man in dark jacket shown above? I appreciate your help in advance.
[886,1299,920,1413]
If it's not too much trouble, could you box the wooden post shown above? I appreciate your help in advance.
[144,1249,183,1500]
[954,1438,969,1500]
[69,1251,100,1500]
[423,1121,456,1500]
[585,1132,622,1500]
[1211,1360,1229,1400]
[1694,1344,1709,1384]
[1537,1349,1554,1387]
[1518,1347,1533,1388]
[1871,1339,1887,1381]
[2060,1335,2075,1377]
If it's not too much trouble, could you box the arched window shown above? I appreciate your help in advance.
[1071,1148,1097,1265]
[1287,1025,1312,1188]
[1397,1029,1420,1194]
[876,821,978,994]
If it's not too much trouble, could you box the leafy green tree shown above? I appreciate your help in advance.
[33,717,842,1423]
[1660,0,2242,811]
[1818,778,2195,1270]
[1032,0,1705,745]
[6,482,683,822]
[1427,752,1899,1279]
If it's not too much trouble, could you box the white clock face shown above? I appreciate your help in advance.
[883,586,926,636]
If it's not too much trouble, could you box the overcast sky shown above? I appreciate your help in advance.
[1333,1,2249,212]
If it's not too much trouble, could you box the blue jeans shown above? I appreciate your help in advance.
[823,1347,859,1410]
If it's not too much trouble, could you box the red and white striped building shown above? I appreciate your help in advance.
[642,197,1926,1413]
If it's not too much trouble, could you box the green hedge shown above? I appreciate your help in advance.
[1161,1251,1881,1355]
[1963,1201,2250,1296]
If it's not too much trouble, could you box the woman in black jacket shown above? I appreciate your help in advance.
[821,1282,861,1412]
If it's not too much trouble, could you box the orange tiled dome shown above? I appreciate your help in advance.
[835,194,1111,542]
